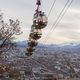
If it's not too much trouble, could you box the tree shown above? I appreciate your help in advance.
[0,12,21,58]
[0,12,22,79]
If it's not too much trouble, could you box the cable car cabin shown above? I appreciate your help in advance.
[25,52,33,56]
[26,47,35,56]
[28,37,37,42]
[29,32,41,40]
[30,25,42,40]
[31,25,42,35]
[29,33,41,40]
[33,11,48,29]
[28,40,38,47]
[27,47,35,53]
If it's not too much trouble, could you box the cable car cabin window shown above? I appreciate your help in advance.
[30,27,42,35]
[33,12,47,22]
[33,12,47,29]
[30,31,42,36]
[29,38,37,42]
[28,40,38,47]
[26,52,33,56]
[27,47,35,52]
[31,25,35,33]
[29,33,41,40]
[34,13,38,18]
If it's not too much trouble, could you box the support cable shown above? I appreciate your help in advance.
[48,0,57,17]
[44,0,74,42]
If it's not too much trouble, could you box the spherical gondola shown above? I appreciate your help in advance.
[33,11,48,29]
[29,32,42,40]
[28,40,38,47]
[27,47,35,53]
[25,52,33,56]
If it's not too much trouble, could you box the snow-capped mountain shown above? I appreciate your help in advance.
[16,40,80,55]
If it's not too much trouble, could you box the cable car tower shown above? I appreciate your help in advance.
[26,0,48,56]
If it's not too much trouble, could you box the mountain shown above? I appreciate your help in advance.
[17,40,27,48]
[16,40,80,48]
[16,40,80,55]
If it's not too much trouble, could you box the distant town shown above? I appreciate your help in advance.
[0,42,80,80]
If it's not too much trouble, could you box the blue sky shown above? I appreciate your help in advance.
[0,0,80,44]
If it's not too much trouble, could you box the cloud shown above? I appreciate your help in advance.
[0,0,80,44]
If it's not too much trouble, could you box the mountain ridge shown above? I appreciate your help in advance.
[16,40,80,48]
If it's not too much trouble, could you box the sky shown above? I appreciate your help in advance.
[0,0,80,44]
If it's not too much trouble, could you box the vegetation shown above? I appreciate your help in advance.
[0,12,21,79]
